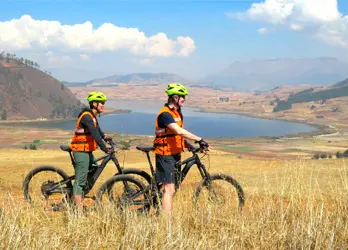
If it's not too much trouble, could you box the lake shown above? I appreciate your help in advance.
[15,100,317,138]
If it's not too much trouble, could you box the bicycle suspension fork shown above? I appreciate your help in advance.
[196,157,211,181]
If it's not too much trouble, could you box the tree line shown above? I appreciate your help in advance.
[0,51,52,75]
[0,51,40,68]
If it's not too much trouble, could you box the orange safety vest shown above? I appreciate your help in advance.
[69,111,98,152]
[153,105,185,155]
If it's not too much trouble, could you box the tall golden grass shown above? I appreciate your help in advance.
[0,149,347,249]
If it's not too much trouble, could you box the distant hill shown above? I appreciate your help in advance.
[0,53,84,120]
[273,78,348,112]
[202,57,348,91]
[63,73,207,88]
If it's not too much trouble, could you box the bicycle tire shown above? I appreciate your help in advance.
[193,174,245,212]
[96,174,150,212]
[115,168,152,186]
[23,165,73,205]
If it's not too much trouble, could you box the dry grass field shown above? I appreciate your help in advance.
[0,146,347,249]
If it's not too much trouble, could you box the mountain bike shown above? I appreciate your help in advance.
[23,141,151,210]
[96,143,245,213]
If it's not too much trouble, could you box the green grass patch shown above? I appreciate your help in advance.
[281,148,304,152]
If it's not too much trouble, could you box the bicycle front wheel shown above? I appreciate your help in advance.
[193,174,245,213]
[23,166,73,210]
[96,175,150,212]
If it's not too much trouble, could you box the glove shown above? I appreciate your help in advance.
[195,138,209,149]
[104,135,113,142]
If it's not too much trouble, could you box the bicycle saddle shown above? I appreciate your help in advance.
[136,146,154,153]
[60,145,71,152]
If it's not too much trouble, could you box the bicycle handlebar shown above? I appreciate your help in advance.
[186,141,209,154]
[106,138,207,155]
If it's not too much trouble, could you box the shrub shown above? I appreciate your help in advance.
[343,149,348,158]
[312,154,320,160]
[24,144,37,150]
[336,151,342,158]
[120,140,131,150]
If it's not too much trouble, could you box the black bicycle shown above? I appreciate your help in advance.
[96,143,245,213]
[23,141,151,210]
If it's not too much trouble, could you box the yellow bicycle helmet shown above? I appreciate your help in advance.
[87,91,107,103]
[165,83,188,96]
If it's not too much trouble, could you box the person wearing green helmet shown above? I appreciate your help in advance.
[69,91,112,211]
[153,83,210,214]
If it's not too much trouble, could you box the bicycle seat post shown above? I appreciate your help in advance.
[145,152,156,177]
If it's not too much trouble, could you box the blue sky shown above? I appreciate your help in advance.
[1,0,348,81]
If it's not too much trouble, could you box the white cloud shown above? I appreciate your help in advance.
[0,15,196,57]
[258,27,268,34]
[228,0,348,47]
[139,58,153,65]
[47,54,72,66]
[177,36,196,56]
[289,24,303,32]
[79,54,89,60]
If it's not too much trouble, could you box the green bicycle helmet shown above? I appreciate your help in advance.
[165,83,188,96]
[87,91,107,103]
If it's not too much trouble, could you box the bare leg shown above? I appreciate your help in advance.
[162,183,175,214]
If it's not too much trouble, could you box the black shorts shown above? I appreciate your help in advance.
[155,154,181,184]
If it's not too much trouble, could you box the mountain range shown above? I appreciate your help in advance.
[62,57,348,92]
[63,73,200,87]
[202,57,348,91]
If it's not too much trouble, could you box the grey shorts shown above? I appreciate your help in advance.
[155,154,181,184]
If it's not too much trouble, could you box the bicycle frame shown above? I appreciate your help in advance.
[174,152,211,190]
[137,148,212,205]
[48,150,124,197]
[85,153,124,194]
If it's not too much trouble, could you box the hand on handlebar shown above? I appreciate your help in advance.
[195,138,210,152]
[104,135,113,142]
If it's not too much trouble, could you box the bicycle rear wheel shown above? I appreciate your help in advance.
[23,166,73,210]
[193,174,245,213]
[96,174,150,212]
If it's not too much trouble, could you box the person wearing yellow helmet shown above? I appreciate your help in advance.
[153,83,210,214]
[69,91,112,210]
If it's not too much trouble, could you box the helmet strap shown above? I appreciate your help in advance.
[174,99,180,108]
[89,102,101,116]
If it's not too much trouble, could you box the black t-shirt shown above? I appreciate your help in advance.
[158,112,175,128]
[157,105,183,128]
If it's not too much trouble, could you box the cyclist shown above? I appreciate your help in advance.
[153,83,209,214]
[69,91,112,209]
